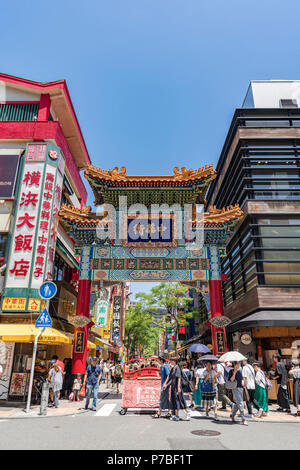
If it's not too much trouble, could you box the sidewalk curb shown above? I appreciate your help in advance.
[0,392,110,420]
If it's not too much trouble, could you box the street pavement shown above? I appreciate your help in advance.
[0,383,300,450]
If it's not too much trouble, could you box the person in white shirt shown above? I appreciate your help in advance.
[242,358,256,418]
[216,362,233,410]
[252,362,269,418]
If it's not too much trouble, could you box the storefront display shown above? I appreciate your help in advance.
[9,372,27,397]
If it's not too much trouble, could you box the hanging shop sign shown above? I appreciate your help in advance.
[111,295,122,344]
[75,331,85,354]
[0,154,20,199]
[241,333,252,345]
[95,288,110,328]
[210,315,232,328]
[215,331,226,354]
[69,316,91,328]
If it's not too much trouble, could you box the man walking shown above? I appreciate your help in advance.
[273,354,291,413]
[83,357,102,411]
[216,361,233,411]
[242,358,256,418]
[152,356,171,419]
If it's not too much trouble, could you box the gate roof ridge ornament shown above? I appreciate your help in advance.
[84,164,217,183]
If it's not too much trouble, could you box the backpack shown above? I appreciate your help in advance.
[181,370,189,388]
[221,363,230,382]
[264,375,273,391]
[115,364,123,378]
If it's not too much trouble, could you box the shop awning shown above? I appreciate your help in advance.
[0,324,72,345]
[89,334,112,350]
[227,310,300,332]
[87,340,96,349]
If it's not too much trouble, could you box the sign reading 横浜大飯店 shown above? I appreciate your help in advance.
[1,143,65,313]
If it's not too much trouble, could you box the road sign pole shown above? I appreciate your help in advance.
[25,326,46,413]
[26,283,55,413]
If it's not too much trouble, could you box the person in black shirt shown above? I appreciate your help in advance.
[273,354,291,413]
[228,361,248,426]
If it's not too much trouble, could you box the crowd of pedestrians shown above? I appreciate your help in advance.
[46,356,124,410]
[45,351,300,421]
[153,352,300,423]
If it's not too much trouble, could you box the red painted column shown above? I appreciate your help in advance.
[71,279,91,375]
[37,94,51,121]
[209,279,227,355]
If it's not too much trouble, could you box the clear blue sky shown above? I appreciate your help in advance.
[2,0,300,297]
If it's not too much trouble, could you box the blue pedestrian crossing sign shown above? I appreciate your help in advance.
[35,308,52,328]
[39,281,57,300]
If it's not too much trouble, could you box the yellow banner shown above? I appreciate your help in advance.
[2,297,27,311]
[28,298,41,312]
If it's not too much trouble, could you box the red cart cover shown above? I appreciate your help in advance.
[122,367,161,409]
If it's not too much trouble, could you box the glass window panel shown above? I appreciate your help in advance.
[258,218,300,225]
[245,277,258,291]
[261,237,300,248]
[252,182,300,189]
[251,170,299,178]
[232,255,241,266]
[260,226,300,237]
[249,160,298,168]
[253,191,300,199]
[263,262,300,273]
[242,240,254,254]
[261,250,300,260]
[264,273,300,284]
[241,231,251,244]
[245,120,290,127]
[245,264,256,278]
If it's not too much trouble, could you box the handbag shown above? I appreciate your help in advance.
[264,376,273,391]
[69,391,74,401]
[225,379,237,390]
[79,385,86,397]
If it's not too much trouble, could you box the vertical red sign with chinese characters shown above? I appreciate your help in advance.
[2,143,65,312]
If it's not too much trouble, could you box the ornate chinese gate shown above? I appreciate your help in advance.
[59,165,243,374]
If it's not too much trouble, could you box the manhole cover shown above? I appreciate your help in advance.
[191,430,221,437]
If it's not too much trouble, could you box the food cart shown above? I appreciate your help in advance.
[120,356,162,415]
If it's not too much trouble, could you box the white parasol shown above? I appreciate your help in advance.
[218,351,247,362]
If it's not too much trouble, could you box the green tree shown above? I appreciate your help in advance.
[136,283,198,356]
[124,302,160,358]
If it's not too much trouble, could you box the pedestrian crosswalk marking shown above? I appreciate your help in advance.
[190,410,202,417]
[95,403,117,416]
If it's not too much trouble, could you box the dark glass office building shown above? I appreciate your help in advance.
[206,81,300,367]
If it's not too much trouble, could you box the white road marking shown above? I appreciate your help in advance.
[95,403,117,416]
[190,410,202,417]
